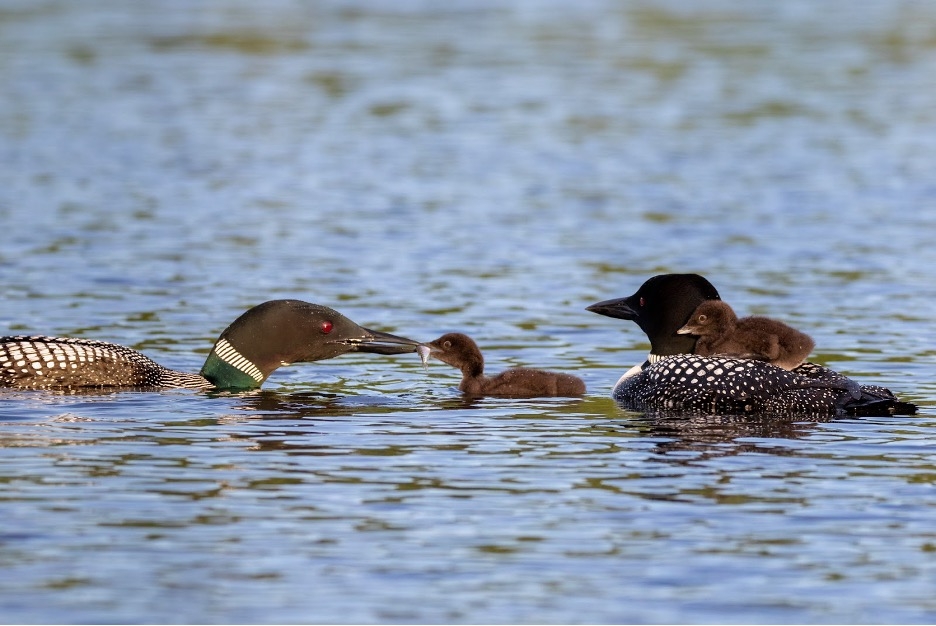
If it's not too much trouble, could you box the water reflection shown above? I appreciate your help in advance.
[221,386,589,415]
[208,388,846,477]
[628,412,828,459]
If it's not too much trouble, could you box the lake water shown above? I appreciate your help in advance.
[2,0,936,623]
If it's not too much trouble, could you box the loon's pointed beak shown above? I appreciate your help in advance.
[354,327,422,355]
[586,296,637,320]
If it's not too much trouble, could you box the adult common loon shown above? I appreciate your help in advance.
[677,299,815,371]
[587,274,916,417]
[0,300,420,391]
[424,332,586,397]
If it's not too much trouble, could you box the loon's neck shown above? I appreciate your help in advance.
[199,338,266,390]
[649,333,698,357]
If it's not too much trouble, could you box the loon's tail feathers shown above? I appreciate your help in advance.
[843,385,917,417]
[793,363,916,416]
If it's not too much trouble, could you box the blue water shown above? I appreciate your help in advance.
[1,0,936,623]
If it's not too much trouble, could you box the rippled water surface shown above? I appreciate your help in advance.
[2,0,936,623]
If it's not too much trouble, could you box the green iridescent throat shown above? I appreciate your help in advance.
[199,352,263,390]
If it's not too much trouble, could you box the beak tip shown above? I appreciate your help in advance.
[354,326,421,355]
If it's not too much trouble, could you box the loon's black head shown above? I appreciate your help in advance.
[586,273,721,356]
[201,300,420,388]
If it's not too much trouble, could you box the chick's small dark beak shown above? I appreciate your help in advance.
[353,327,421,355]
[586,296,637,320]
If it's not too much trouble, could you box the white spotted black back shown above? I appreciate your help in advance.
[0,335,211,390]
[613,355,903,417]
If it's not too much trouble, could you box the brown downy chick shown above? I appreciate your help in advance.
[677,300,815,371]
[425,333,585,398]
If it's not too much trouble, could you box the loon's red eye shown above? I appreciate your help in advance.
[320,320,333,334]
[639,297,646,307]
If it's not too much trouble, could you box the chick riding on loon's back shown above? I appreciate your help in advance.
[587,273,916,416]
[0,300,421,391]
[677,299,815,371]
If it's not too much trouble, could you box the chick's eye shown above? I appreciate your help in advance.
[698,315,707,322]
[443,341,451,349]
[320,320,333,334]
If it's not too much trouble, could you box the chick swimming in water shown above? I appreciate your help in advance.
[424,332,585,398]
